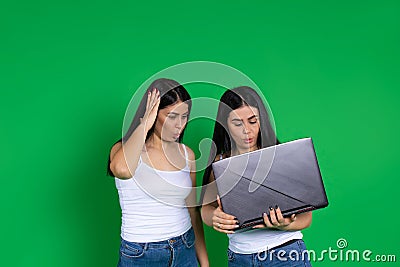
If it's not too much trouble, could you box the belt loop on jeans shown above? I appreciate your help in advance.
[180,230,186,242]
[144,242,149,250]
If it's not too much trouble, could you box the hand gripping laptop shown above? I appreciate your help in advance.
[212,138,328,230]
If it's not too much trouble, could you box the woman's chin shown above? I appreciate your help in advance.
[161,136,179,142]
[238,143,257,151]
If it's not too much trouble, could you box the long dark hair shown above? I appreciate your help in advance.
[107,78,191,176]
[202,86,278,187]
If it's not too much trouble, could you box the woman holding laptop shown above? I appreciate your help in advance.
[201,86,312,266]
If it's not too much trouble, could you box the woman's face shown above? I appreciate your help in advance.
[154,101,189,142]
[227,105,260,153]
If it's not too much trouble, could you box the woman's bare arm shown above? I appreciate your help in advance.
[185,146,209,266]
[109,88,160,179]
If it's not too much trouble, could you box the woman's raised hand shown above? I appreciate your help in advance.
[140,88,160,132]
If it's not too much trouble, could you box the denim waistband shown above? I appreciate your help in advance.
[121,227,193,249]
[270,239,301,250]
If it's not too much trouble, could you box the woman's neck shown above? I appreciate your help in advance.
[232,145,258,156]
[146,134,176,151]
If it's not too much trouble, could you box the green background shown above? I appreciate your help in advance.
[1,0,399,266]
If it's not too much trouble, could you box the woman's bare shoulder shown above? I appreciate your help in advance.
[110,141,122,160]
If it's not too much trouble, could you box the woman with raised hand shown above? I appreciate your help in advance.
[201,86,312,266]
[108,78,208,267]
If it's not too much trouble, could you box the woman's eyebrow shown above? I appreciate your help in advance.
[248,115,258,120]
[168,111,189,115]
[231,115,258,122]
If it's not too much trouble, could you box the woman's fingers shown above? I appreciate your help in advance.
[145,88,158,114]
[213,220,238,229]
[148,88,158,109]
[216,195,222,209]
[152,88,160,105]
[213,224,235,234]
[143,89,153,119]
[269,206,279,226]
[212,203,239,233]
[149,90,160,114]
[215,196,237,220]
[153,92,160,110]
[141,88,160,131]
[263,212,274,228]
[214,207,236,220]
[213,216,238,227]
[274,207,296,226]
[252,223,266,229]
[146,90,151,111]
[263,206,294,228]
[275,206,286,224]
[212,217,238,233]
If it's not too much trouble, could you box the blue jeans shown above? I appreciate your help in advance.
[227,239,312,267]
[117,227,197,267]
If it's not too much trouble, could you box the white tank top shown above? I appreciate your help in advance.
[228,229,303,254]
[115,144,192,242]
